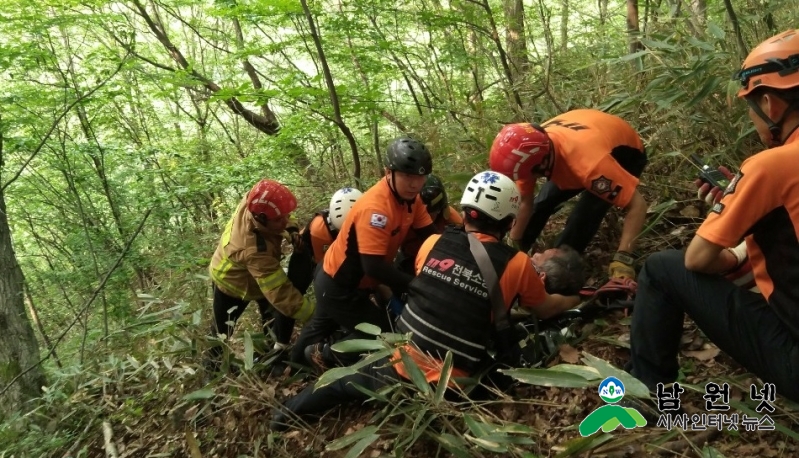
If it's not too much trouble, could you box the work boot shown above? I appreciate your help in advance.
[270,407,291,432]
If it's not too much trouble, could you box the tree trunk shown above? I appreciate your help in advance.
[722,0,748,59]
[687,0,707,37]
[626,0,644,54]
[300,0,361,182]
[560,0,569,52]
[504,0,529,85]
[0,172,46,416]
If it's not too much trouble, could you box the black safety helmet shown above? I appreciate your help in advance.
[420,174,448,214]
[385,137,433,175]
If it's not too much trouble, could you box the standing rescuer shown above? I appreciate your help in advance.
[627,29,799,403]
[206,179,314,369]
[488,111,649,281]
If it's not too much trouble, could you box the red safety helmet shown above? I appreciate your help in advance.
[489,123,551,181]
[247,179,297,220]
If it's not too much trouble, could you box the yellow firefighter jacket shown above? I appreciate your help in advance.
[209,197,314,321]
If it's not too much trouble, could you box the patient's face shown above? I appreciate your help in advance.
[531,248,559,267]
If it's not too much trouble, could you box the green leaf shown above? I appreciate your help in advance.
[640,38,677,51]
[701,445,726,458]
[431,433,471,458]
[707,22,726,40]
[464,414,491,437]
[615,50,649,62]
[647,199,677,214]
[182,388,215,401]
[343,434,380,458]
[326,425,379,451]
[314,366,359,390]
[500,368,594,388]
[580,352,650,398]
[313,348,395,389]
[548,364,602,380]
[554,433,614,458]
[434,351,453,404]
[330,339,385,353]
[398,348,431,396]
[355,322,382,336]
[687,76,722,108]
[464,434,507,453]
[243,331,254,372]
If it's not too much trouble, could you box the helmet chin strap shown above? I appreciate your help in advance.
[746,98,784,145]
[387,170,415,208]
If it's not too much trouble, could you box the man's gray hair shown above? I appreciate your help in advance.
[541,245,585,295]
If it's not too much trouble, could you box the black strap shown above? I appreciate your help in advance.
[466,233,509,332]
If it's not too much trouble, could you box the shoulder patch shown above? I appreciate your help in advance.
[591,175,613,194]
[370,213,388,228]
[722,171,743,197]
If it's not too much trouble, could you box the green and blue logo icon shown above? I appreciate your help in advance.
[579,376,647,436]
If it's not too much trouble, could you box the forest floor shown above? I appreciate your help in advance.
[34,195,799,458]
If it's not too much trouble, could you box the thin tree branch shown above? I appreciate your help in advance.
[129,0,280,134]
[299,0,361,181]
[0,209,152,398]
[1,59,125,192]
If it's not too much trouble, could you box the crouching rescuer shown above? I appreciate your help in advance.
[270,171,582,430]
[206,179,315,369]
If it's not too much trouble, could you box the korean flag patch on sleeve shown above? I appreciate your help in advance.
[370,213,388,228]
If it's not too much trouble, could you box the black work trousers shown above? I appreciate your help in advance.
[268,248,317,347]
[628,249,799,402]
[520,146,648,253]
[289,269,394,366]
[277,357,398,422]
[210,248,317,351]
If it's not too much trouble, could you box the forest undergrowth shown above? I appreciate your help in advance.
[2,184,798,458]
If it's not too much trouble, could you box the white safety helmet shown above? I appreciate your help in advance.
[460,171,520,221]
[329,187,364,230]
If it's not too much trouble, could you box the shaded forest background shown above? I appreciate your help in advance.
[0,0,797,456]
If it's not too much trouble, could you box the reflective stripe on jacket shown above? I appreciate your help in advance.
[209,196,314,321]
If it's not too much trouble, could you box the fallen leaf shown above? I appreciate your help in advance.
[670,226,686,236]
[558,344,580,364]
[680,205,701,217]
[683,347,720,361]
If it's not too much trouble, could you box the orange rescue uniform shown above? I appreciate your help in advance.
[392,232,546,382]
[323,177,433,289]
[516,109,644,208]
[697,128,799,338]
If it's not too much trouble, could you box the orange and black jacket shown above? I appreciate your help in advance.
[301,209,337,264]
[323,177,433,290]
[393,228,547,382]
[516,109,645,208]
[697,128,799,339]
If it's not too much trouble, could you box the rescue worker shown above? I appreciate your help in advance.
[293,137,438,371]
[277,187,365,369]
[488,111,649,282]
[206,179,315,370]
[396,174,464,274]
[627,29,799,403]
[270,171,583,430]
